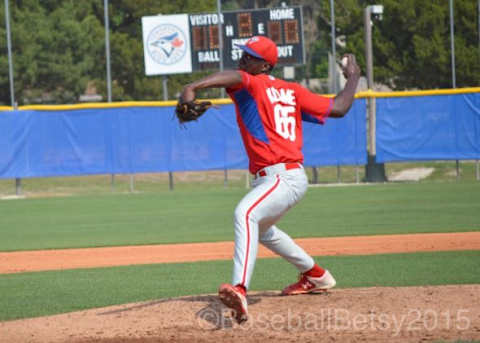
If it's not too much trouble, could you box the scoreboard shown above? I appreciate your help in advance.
[188,6,304,71]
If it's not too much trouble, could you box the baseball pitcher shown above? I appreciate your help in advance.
[177,36,360,324]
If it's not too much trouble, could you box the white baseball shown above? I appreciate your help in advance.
[341,56,348,68]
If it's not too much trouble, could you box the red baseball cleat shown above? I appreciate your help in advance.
[218,283,248,324]
[281,270,336,296]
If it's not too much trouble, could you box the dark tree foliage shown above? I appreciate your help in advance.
[0,0,216,105]
[331,0,479,90]
[0,0,478,105]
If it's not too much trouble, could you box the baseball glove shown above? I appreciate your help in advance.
[175,99,212,123]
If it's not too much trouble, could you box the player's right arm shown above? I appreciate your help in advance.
[180,71,243,102]
[295,86,334,125]
[297,54,360,122]
[330,54,361,117]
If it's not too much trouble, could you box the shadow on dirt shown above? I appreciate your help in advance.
[97,291,279,330]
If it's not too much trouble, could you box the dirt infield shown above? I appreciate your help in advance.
[1,285,479,343]
[1,232,480,274]
[1,232,479,343]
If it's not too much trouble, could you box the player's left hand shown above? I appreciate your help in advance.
[175,99,212,123]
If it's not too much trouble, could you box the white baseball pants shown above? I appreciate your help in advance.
[231,163,315,289]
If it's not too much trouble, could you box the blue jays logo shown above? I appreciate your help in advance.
[147,24,187,65]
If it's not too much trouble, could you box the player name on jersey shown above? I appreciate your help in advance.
[266,87,296,105]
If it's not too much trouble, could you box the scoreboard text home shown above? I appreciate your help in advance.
[189,6,304,70]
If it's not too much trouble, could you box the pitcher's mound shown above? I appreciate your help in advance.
[1,285,479,343]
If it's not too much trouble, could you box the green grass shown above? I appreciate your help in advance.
[0,161,478,197]
[285,181,480,238]
[0,250,478,321]
[0,171,250,196]
[306,160,480,184]
[0,182,479,251]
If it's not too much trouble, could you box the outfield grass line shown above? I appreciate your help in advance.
[0,251,479,322]
[1,231,479,274]
[1,182,478,251]
[308,182,378,187]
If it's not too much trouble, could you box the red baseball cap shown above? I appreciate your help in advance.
[235,36,278,67]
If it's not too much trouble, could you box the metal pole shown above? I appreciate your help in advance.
[13,103,20,195]
[364,8,374,93]
[5,0,14,107]
[449,0,460,180]
[162,75,168,101]
[217,0,225,99]
[217,0,223,73]
[476,4,480,188]
[217,0,228,183]
[15,177,21,195]
[163,75,174,191]
[449,0,456,88]
[312,167,318,184]
[330,0,337,93]
[363,6,386,182]
[364,6,376,160]
[364,7,375,156]
[104,0,112,102]
[104,0,116,189]
[168,171,174,191]
[5,0,21,195]
[129,174,135,192]
[14,104,21,195]
[455,160,460,182]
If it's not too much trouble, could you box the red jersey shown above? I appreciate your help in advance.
[227,71,333,174]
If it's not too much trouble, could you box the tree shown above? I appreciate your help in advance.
[1,0,478,105]
[333,0,479,90]
[0,0,105,105]
[0,0,216,105]
[98,0,217,101]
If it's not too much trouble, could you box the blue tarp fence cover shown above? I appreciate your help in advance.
[0,100,367,179]
[376,93,480,162]
[2,90,479,180]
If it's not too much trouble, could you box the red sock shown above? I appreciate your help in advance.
[235,284,247,296]
[305,264,325,277]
